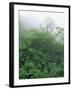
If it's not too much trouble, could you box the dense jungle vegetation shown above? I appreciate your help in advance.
[19,28,64,79]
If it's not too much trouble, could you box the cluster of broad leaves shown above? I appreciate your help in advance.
[19,29,64,79]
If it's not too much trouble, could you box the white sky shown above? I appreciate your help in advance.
[20,10,65,27]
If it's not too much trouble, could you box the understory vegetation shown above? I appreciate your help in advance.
[19,28,64,79]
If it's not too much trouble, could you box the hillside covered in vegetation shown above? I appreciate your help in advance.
[19,28,64,79]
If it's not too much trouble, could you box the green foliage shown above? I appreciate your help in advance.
[19,29,64,79]
[56,27,64,43]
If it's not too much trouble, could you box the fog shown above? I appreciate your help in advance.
[19,10,64,34]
